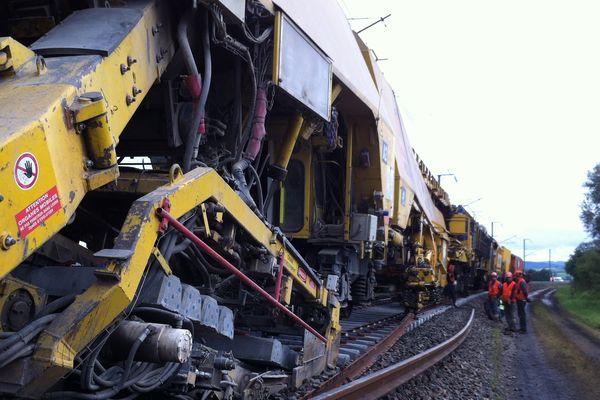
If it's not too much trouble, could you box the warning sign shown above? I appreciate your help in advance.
[14,152,39,190]
[15,186,61,238]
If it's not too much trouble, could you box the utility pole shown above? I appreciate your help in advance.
[549,249,552,278]
[491,221,501,238]
[523,238,531,269]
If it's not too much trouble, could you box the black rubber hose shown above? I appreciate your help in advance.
[177,10,199,77]
[130,363,179,393]
[0,314,56,352]
[189,244,228,274]
[131,307,184,329]
[119,328,151,389]
[0,343,35,369]
[235,49,257,162]
[248,163,264,213]
[191,11,213,162]
[81,336,108,392]
[37,294,76,317]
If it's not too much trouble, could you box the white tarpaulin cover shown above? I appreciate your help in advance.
[273,0,445,228]
[366,51,446,228]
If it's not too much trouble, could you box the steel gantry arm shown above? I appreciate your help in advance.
[22,167,336,397]
[0,0,174,280]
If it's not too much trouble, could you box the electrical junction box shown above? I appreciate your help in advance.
[350,214,378,242]
[326,274,339,291]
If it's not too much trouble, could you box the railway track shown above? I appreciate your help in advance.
[310,308,475,399]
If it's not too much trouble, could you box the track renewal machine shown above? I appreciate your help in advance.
[0,0,514,398]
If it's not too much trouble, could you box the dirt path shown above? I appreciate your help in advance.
[500,289,600,400]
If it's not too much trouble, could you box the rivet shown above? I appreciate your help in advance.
[126,95,136,106]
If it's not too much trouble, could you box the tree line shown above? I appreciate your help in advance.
[568,163,600,290]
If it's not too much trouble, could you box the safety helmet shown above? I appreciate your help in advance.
[506,271,513,278]
[491,272,497,277]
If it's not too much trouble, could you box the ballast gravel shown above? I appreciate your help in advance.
[368,301,502,400]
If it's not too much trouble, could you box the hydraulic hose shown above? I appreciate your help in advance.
[0,313,56,352]
[191,11,212,162]
[37,293,76,317]
[119,328,151,389]
[182,11,212,172]
[178,9,202,172]
[131,307,184,329]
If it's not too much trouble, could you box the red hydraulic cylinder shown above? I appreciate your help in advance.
[156,208,327,343]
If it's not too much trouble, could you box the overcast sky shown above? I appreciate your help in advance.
[341,0,599,262]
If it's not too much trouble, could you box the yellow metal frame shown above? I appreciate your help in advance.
[22,168,333,397]
[0,0,174,280]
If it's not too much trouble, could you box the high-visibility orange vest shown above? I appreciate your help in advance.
[502,281,515,303]
[488,280,500,297]
[515,278,527,301]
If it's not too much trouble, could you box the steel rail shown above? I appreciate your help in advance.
[312,308,475,400]
[304,313,414,399]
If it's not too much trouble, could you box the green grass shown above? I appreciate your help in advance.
[555,286,600,333]
[490,327,505,400]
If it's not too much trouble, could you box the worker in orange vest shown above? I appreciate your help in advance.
[485,272,502,321]
[501,271,517,333]
[445,264,457,307]
[514,270,529,333]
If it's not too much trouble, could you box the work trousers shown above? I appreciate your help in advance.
[504,302,516,331]
[446,283,456,306]
[485,296,500,320]
[516,300,527,332]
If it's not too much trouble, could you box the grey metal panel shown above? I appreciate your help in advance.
[31,8,143,56]
[138,273,182,313]
[205,336,299,370]
[198,295,219,331]
[93,249,133,260]
[11,266,97,297]
[217,306,234,339]
[272,0,379,112]
[180,284,202,322]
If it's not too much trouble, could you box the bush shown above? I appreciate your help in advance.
[566,241,600,290]
[528,268,552,281]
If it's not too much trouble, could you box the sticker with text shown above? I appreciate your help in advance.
[15,186,61,237]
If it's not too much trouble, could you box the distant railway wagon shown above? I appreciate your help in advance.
[510,254,525,275]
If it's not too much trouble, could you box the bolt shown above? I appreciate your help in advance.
[132,86,142,97]
[75,123,86,134]
[2,234,16,250]
[127,56,137,66]
[0,51,7,65]
[85,159,94,169]
[152,25,160,35]
[120,64,130,74]
[0,194,4,202]
[126,95,136,106]
[156,54,163,63]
